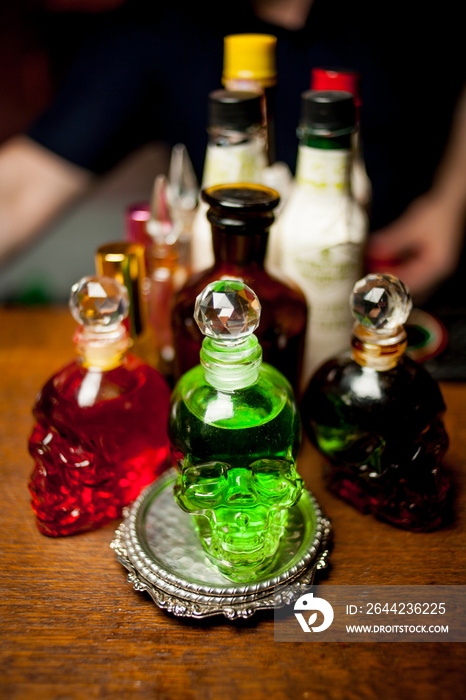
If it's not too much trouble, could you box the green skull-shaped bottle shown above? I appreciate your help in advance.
[169,278,303,581]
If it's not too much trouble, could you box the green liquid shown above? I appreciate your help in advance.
[169,363,303,580]
[171,366,299,466]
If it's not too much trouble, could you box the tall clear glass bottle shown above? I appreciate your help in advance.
[190,89,267,274]
[28,276,171,536]
[172,183,308,395]
[169,278,303,581]
[267,90,368,388]
[300,273,452,532]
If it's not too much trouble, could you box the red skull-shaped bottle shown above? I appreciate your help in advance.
[300,273,452,531]
[28,276,171,536]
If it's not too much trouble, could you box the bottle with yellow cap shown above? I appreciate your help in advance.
[222,33,293,230]
[190,89,268,274]
[223,33,277,165]
[28,275,172,537]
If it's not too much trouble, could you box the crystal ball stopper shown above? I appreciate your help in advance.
[351,273,412,333]
[194,279,261,341]
[69,276,129,330]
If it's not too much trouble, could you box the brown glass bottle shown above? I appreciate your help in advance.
[172,184,308,394]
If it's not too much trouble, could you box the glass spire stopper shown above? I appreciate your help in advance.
[69,276,129,331]
[351,273,412,333]
[194,279,261,341]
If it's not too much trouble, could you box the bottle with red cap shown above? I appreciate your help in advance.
[311,67,371,213]
[267,90,368,388]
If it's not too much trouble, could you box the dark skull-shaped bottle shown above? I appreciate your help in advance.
[300,273,452,531]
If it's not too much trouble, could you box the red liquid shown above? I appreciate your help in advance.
[28,354,171,536]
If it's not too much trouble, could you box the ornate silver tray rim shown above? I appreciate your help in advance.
[113,530,330,619]
[120,468,329,597]
[111,469,332,618]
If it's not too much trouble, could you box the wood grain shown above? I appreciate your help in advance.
[1,306,464,700]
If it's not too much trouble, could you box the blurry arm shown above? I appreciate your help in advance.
[0,135,92,265]
[366,86,466,302]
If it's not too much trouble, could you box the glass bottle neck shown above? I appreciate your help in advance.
[351,323,407,370]
[295,132,353,194]
[74,325,129,371]
[202,126,267,189]
[211,227,268,267]
[200,334,262,390]
[222,81,276,165]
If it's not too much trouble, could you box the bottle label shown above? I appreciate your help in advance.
[291,243,363,335]
[291,243,364,381]
[292,243,362,295]
[296,146,350,194]
[202,140,267,188]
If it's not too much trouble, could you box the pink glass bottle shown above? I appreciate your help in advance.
[28,276,172,536]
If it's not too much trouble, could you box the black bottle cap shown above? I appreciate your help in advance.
[208,90,263,130]
[202,183,279,212]
[299,90,356,135]
[202,184,280,233]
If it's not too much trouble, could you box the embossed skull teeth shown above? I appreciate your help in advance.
[174,458,303,569]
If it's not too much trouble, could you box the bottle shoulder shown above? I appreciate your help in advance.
[278,185,367,246]
[35,354,170,412]
[173,265,307,313]
[171,362,297,429]
[302,353,446,428]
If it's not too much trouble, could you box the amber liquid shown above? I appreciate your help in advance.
[28,354,171,536]
[300,353,451,531]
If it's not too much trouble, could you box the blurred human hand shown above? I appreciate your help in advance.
[365,192,465,303]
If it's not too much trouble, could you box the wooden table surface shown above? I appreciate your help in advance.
[1,306,465,700]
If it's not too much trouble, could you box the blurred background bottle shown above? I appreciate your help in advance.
[95,240,158,369]
[267,90,368,388]
[166,142,199,276]
[145,173,190,383]
[190,90,267,274]
[222,32,292,205]
[222,33,277,166]
[310,67,372,214]
[172,183,308,395]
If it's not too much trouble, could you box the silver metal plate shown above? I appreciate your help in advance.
[111,468,331,619]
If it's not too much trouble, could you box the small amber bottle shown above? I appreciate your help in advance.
[300,273,451,531]
[172,183,308,394]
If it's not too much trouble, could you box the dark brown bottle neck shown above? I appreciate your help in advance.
[211,227,269,266]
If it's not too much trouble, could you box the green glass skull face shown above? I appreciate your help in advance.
[174,456,303,579]
[169,279,303,582]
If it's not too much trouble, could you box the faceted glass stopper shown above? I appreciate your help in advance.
[194,279,261,340]
[351,273,412,333]
[69,276,129,330]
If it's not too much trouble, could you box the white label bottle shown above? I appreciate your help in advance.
[190,89,267,273]
[267,90,368,388]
